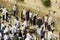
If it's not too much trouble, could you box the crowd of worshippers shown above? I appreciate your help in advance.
[0,4,58,40]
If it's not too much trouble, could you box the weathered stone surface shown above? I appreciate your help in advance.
[2,0,60,16]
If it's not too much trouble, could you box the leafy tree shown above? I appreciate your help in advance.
[18,0,24,2]
[42,0,51,7]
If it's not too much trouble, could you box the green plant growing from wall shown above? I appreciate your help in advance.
[18,0,24,2]
[42,0,51,7]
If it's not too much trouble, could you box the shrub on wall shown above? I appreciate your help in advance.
[42,0,51,7]
[18,0,24,2]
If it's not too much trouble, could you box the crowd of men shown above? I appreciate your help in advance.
[0,4,58,40]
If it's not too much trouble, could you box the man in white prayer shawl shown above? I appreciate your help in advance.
[0,31,2,40]
[11,24,17,35]
[25,32,33,40]
[29,12,32,18]
[44,15,48,27]
[1,22,5,30]
[4,33,9,40]
[22,20,27,28]
[48,30,58,40]
[13,4,17,16]
[14,18,19,28]
[22,8,26,16]
[2,7,7,20]
[4,26,8,33]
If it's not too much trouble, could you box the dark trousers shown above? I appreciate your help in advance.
[29,18,32,25]
[3,15,5,20]
[50,39,52,40]
[33,20,36,25]
[0,23,1,30]
[14,11,16,16]
[26,16,29,21]
[45,22,48,28]
[47,25,51,31]
[38,25,41,28]
[41,36,44,40]
[6,16,8,22]
[0,10,2,12]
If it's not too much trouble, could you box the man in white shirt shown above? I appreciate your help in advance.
[13,4,17,16]
[2,7,7,20]
[14,18,19,28]
[1,22,5,30]
[11,25,17,35]
[22,8,26,16]
[25,32,33,40]
[4,33,9,40]
[44,15,48,28]
[48,30,58,40]
[22,8,26,21]
[4,26,8,33]
[2,7,6,15]
[0,31,2,40]
[22,20,27,28]
[29,12,32,18]
[48,30,52,40]
[29,12,33,26]
[0,6,3,12]
[48,16,53,26]
[48,15,54,31]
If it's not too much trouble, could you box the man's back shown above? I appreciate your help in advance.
[13,34,19,40]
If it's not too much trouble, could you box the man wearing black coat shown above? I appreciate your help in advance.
[33,14,37,25]
[37,17,43,27]
[26,10,30,21]
[6,10,9,22]
[13,33,19,40]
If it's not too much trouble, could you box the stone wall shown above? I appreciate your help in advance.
[2,0,60,16]
[2,0,49,15]
[24,0,60,16]
[3,0,16,4]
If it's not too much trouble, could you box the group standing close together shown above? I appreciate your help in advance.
[0,4,58,40]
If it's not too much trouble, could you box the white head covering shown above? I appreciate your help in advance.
[33,14,37,16]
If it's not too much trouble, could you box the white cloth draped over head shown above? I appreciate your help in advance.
[25,33,33,40]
